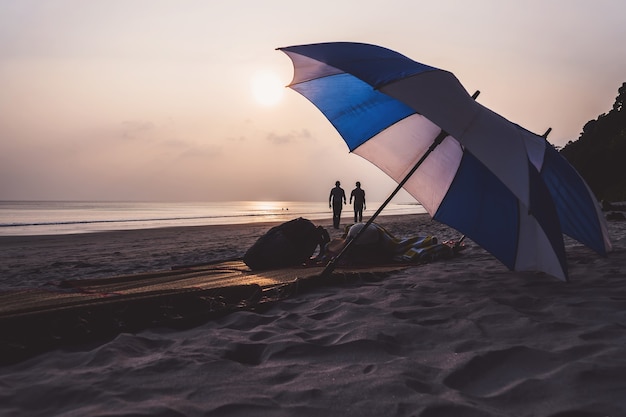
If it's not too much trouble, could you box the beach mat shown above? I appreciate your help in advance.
[0,260,409,365]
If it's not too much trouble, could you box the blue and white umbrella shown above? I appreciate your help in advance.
[278,42,611,281]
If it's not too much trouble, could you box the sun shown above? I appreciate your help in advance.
[250,70,285,107]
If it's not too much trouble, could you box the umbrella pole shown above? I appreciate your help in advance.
[321,90,481,278]
[320,129,449,277]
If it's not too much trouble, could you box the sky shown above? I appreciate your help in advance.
[1,0,625,203]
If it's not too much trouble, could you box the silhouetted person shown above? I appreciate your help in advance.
[350,181,366,222]
[329,180,346,229]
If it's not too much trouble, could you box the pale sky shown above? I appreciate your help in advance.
[1,0,625,202]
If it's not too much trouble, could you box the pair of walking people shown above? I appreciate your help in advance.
[328,181,366,229]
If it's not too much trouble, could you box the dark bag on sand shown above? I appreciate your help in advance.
[243,217,322,270]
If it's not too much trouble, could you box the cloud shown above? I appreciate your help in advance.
[179,144,222,159]
[120,120,156,139]
[226,135,247,142]
[266,129,311,145]
[107,120,224,161]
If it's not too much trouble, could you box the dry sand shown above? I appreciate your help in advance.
[1,213,625,416]
[0,214,458,289]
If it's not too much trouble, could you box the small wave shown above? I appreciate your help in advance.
[0,213,278,228]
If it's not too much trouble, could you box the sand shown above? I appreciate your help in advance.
[1,213,626,416]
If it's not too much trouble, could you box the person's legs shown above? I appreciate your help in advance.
[355,206,363,222]
[333,206,341,228]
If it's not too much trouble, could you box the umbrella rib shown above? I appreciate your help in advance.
[320,128,449,277]
[320,91,481,278]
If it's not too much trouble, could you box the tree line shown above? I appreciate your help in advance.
[559,82,626,202]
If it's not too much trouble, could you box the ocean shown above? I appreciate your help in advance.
[0,200,426,236]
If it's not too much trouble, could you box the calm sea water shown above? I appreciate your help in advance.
[0,201,426,236]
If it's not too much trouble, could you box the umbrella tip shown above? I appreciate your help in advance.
[471,90,480,99]
[542,127,552,138]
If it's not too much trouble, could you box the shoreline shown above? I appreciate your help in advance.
[0,200,428,238]
[0,213,436,241]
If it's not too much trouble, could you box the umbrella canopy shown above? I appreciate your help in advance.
[518,126,611,256]
[278,42,611,281]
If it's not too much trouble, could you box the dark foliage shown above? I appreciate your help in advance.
[560,82,626,201]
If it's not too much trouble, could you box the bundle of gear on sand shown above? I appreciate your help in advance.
[243,217,463,271]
